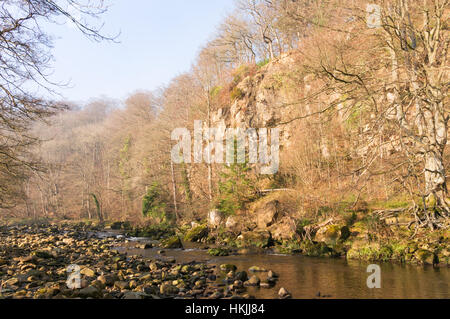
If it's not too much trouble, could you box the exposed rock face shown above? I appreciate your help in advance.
[208,210,224,228]
[210,53,298,145]
[256,200,280,229]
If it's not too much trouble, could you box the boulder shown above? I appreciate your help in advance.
[161,236,183,249]
[184,225,208,242]
[237,231,272,248]
[315,225,342,245]
[256,200,279,229]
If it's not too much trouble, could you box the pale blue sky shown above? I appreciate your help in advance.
[47,0,233,104]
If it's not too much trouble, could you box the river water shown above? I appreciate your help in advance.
[115,237,449,299]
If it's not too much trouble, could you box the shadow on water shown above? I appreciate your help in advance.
[115,238,449,299]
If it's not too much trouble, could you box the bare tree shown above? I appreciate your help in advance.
[0,0,113,208]
[290,0,449,229]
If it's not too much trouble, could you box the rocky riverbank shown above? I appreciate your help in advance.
[174,201,450,268]
[0,223,289,299]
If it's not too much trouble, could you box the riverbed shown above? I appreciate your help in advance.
[118,237,450,299]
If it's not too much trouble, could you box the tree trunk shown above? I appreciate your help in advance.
[424,150,447,203]
[207,91,213,202]
[170,159,179,221]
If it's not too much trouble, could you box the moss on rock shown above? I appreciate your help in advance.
[184,225,209,242]
[161,236,183,249]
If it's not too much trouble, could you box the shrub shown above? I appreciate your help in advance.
[216,159,256,217]
[142,182,167,221]
[230,87,245,100]
[257,58,270,68]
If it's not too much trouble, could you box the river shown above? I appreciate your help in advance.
[112,235,449,299]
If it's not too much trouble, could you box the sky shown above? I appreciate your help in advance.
[46,0,233,104]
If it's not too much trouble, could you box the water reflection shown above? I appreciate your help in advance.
[121,241,449,299]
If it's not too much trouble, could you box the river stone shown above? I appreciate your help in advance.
[249,266,267,272]
[136,243,153,249]
[63,238,75,245]
[137,264,149,272]
[278,287,291,299]
[234,271,248,282]
[244,275,260,286]
[98,274,117,286]
[18,255,37,264]
[122,291,146,299]
[208,291,224,299]
[161,236,183,249]
[114,281,129,290]
[220,264,237,272]
[76,286,100,298]
[260,281,271,288]
[80,267,95,277]
[181,265,194,274]
[5,277,20,287]
[194,279,206,287]
[33,250,54,259]
[160,282,179,295]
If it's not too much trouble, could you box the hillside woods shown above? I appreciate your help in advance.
[0,1,449,266]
